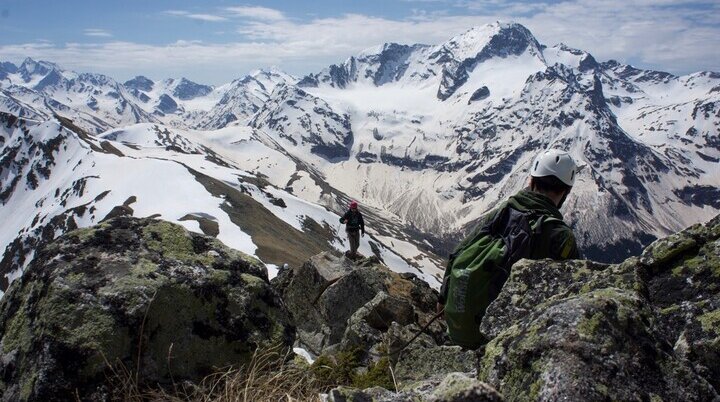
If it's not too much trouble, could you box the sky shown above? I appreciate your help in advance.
[0,0,718,85]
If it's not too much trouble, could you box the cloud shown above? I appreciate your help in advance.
[164,10,188,16]
[224,6,286,21]
[504,0,720,72]
[83,29,112,38]
[186,14,228,22]
[163,10,227,22]
[0,15,492,83]
[458,0,550,15]
[1,2,717,84]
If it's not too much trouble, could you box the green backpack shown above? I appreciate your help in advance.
[443,205,560,349]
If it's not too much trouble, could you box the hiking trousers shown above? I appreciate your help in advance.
[347,230,360,256]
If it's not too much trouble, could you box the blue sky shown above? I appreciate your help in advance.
[1,0,718,84]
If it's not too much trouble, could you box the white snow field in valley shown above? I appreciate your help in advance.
[1,22,718,295]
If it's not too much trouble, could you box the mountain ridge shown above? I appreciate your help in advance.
[1,22,718,291]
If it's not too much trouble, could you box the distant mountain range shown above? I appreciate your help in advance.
[1,22,718,293]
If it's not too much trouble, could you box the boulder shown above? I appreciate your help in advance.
[272,251,443,355]
[394,345,477,389]
[327,372,502,402]
[0,217,294,401]
[428,373,502,402]
[477,214,720,401]
[341,291,416,352]
[642,216,720,391]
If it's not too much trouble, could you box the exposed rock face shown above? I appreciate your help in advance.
[327,372,502,402]
[123,75,154,92]
[271,251,443,355]
[275,251,493,401]
[478,214,720,401]
[393,345,476,388]
[172,78,212,100]
[249,85,354,160]
[318,214,720,401]
[155,94,178,114]
[643,217,720,392]
[0,217,294,402]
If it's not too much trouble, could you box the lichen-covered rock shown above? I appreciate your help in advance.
[272,251,443,355]
[643,216,720,391]
[0,217,294,402]
[477,214,720,401]
[395,345,477,389]
[341,291,416,352]
[428,373,502,402]
[327,385,375,402]
[327,372,502,402]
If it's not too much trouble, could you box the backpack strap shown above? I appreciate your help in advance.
[531,215,566,232]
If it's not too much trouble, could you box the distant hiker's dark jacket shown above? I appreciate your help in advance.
[340,210,365,233]
[440,189,579,302]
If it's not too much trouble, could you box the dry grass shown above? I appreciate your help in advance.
[105,345,325,402]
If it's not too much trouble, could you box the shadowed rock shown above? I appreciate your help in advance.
[0,217,294,402]
[477,214,720,401]
[272,251,443,356]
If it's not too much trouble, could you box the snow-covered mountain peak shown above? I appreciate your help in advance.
[429,22,546,100]
[124,75,155,92]
[247,67,297,91]
[19,57,59,77]
[436,22,542,62]
[194,68,296,130]
[544,43,599,72]
[158,77,213,101]
[250,66,294,79]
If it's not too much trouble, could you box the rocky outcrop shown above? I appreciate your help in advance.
[315,215,720,401]
[274,251,494,401]
[328,372,502,402]
[477,214,720,401]
[0,217,294,402]
[0,210,718,401]
[272,251,444,356]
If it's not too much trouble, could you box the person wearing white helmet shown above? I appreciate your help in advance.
[451,148,580,261]
[528,148,577,210]
[439,148,580,333]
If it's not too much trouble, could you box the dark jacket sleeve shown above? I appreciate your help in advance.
[359,213,365,233]
[556,231,581,260]
[339,211,349,224]
[547,224,581,260]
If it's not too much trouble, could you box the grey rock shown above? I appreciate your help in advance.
[327,373,501,402]
[476,214,720,401]
[273,251,442,355]
[429,373,502,402]
[395,345,477,389]
[328,386,375,402]
[342,291,416,352]
[156,94,178,114]
[0,217,294,402]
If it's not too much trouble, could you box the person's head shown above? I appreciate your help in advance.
[349,200,358,210]
[529,149,577,208]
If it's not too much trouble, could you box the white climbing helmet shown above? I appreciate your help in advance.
[530,149,577,186]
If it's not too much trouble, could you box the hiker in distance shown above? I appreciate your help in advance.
[439,148,580,349]
[340,200,365,260]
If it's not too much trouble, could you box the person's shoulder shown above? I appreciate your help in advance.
[543,218,575,239]
[543,218,578,259]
